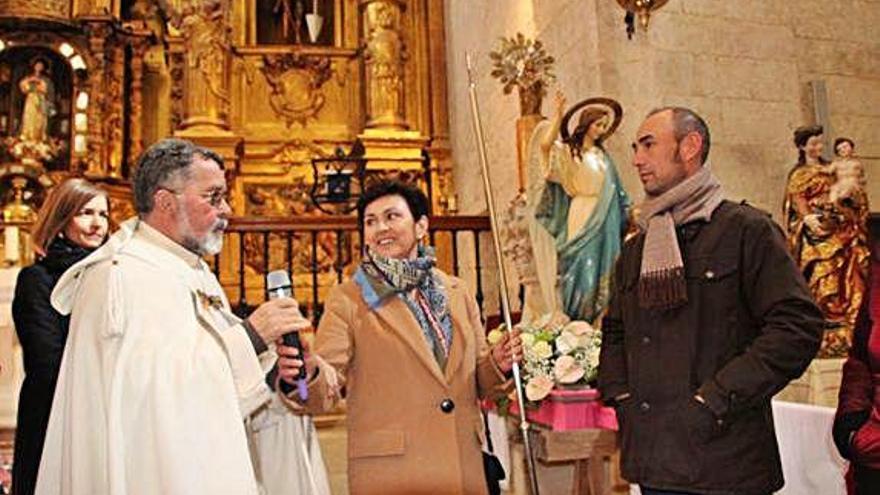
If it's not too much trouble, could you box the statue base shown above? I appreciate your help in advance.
[358,128,428,170]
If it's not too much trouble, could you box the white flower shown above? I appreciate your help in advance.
[553,355,585,384]
[525,375,554,402]
[520,332,535,347]
[530,340,552,360]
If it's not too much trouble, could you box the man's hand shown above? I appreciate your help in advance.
[247,298,311,345]
[277,339,317,386]
[490,327,523,374]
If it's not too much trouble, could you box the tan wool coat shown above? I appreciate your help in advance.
[305,270,507,495]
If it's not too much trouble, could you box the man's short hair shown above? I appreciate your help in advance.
[647,107,711,165]
[356,180,430,228]
[133,138,223,215]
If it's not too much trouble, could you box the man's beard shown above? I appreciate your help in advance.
[178,214,228,256]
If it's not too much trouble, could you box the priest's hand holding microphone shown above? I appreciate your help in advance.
[240,269,315,397]
[263,270,316,399]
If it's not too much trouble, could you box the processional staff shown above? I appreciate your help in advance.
[465,52,541,495]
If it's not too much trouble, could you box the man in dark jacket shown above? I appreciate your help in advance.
[598,107,824,495]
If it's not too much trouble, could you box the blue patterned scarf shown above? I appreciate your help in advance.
[355,245,453,368]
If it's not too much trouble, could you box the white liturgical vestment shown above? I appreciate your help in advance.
[35,219,272,495]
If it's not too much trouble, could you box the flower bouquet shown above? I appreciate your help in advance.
[489,312,617,431]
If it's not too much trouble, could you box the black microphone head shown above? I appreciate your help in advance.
[266,270,291,292]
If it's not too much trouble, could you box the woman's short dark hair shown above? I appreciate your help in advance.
[357,180,430,227]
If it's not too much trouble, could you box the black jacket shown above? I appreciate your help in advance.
[598,201,824,494]
[12,238,92,495]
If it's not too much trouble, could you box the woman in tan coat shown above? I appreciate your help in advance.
[294,180,520,494]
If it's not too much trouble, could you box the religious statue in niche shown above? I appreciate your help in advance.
[783,125,869,358]
[363,0,406,128]
[256,0,334,45]
[0,49,71,170]
[527,92,631,325]
[180,0,231,125]
[18,59,55,145]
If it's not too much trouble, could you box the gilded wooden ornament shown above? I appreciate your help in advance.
[127,35,150,162]
[260,53,332,127]
[168,47,186,131]
[84,21,110,176]
[0,0,70,18]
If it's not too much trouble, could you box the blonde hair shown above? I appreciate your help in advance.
[31,178,108,257]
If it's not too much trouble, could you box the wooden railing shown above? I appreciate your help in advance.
[0,215,505,323]
[213,215,497,323]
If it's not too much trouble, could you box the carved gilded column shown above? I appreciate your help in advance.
[425,0,454,213]
[178,0,232,134]
[361,0,407,130]
[167,37,186,132]
[106,44,125,177]
[129,33,150,163]
[85,22,109,176]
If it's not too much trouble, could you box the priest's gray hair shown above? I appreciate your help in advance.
[646,106,711,165]
[133,138,224,215]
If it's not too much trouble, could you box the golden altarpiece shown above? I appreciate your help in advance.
[0,0,463,314]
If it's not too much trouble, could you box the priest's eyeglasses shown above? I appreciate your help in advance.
[161,187,230,208]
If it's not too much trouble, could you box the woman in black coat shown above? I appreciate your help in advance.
[12,178,109,495]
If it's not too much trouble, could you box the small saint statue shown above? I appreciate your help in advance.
[18,59,55,145]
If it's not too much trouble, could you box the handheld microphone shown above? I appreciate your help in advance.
[266,270,308,401]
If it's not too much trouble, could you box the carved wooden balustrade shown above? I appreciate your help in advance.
[212,214,499,324]
[0,214,512,325]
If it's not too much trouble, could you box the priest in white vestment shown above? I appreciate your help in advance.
[35,139,311,495]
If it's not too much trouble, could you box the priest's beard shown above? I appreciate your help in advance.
[178,213,228,256]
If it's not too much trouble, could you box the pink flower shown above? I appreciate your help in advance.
[553,355,585,384]
[525,375,554,402]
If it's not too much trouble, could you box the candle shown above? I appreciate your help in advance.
[4,227,19,265]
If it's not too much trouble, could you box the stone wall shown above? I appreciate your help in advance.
[443,0,880,316]
[446,0,880,221]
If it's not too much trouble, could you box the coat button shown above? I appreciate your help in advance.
[440,399,455,413]
[705,270,715,279]
[641,336,651,345]
[639,401,651,412]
